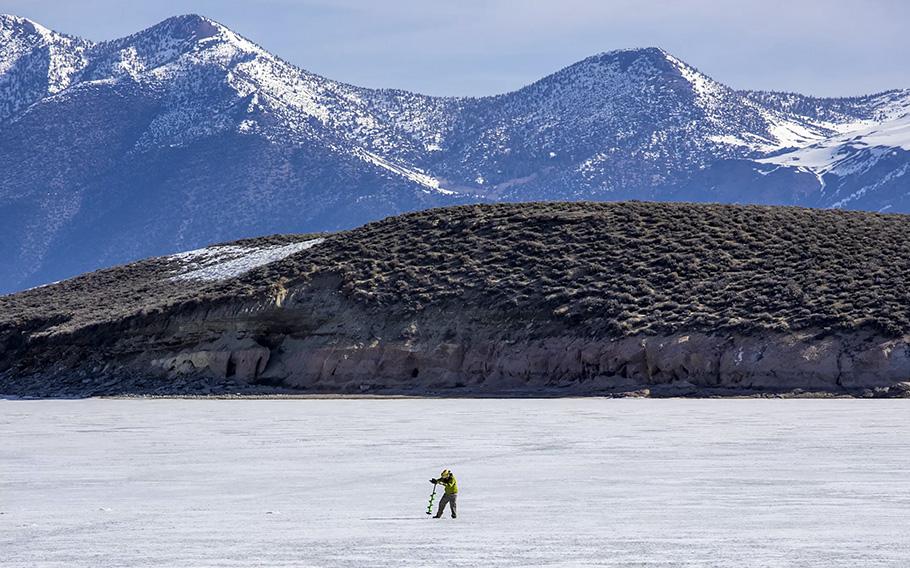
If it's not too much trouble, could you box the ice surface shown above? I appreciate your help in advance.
[1,399,909,567]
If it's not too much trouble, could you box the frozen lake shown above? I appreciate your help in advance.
[2,399,908,567]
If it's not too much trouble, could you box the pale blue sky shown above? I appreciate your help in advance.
[2,0,907,97]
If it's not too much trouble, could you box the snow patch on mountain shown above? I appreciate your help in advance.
[353,147,454,194]
[760,114,910,175]
[170,238,324,282]
[763,111,828,149]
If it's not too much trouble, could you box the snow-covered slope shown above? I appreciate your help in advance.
[1,13,909,294]
[760,113,910,175]
[755,113,910,211]
[0,15,89,121]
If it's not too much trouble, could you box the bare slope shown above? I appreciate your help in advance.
[2,202,910,397]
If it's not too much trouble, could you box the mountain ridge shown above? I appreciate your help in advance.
[1,14,909,294]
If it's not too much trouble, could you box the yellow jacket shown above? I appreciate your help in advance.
[435,475,458,494]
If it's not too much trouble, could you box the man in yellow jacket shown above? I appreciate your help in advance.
[430,469,457,519]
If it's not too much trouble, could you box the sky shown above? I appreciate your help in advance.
[1,0,908,97]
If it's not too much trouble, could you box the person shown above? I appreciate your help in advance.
[430,469,457,518]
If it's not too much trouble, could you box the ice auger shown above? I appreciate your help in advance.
[426,482,437,515]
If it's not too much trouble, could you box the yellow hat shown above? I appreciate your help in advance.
[440,469,451,478]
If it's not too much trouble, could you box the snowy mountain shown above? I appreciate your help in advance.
[1,14,909,294]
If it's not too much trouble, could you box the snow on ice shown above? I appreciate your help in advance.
[1,399,909,567]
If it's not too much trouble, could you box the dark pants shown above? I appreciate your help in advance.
[435,492,457,518]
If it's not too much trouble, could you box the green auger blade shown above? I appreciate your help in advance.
[426,485,437,515]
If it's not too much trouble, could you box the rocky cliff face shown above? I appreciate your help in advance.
[2,202,910,398]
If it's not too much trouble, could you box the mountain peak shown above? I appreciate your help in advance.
[547,46,723,100]
[0,13,40,29]
[0,13,66,42]
[585,46,670,64]
[77,13,261,83]
[122,13,226,45]
[164,13,214,24]
[599,46,668,57]
[564,46,703,80]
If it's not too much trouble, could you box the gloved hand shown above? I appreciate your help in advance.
[430,478,437,484]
